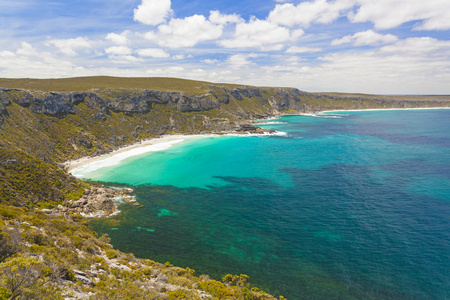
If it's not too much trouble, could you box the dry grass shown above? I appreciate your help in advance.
[0,76,249,95]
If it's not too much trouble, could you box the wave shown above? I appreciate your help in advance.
[301,113,346,119]
[225,131,288,138]
[253,121,288,125]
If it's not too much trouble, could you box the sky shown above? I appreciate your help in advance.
[1,0,450,94]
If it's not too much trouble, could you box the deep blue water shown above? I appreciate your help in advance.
[88,109,450,299]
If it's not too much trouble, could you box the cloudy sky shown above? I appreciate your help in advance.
[1,0,450,94]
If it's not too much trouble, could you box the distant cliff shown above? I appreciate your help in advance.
[1,77,449,164]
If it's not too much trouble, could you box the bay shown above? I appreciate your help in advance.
[86,109,450,299]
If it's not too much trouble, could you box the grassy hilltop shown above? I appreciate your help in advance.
[1,76,449,299]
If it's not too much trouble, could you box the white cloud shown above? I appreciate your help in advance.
[203,59,220,64]
[331,30,398,46]
[218,17,300,50]
[226,53,260,68]
[105,46,132,55]
[172,54,185,60]
[47,37,92,56]
[0,51,15,58]
[16,42,38,56]
[230,37,450,94]
[109,55,143,64]
[350,0,450,30]
[106,32,130,45]
[134,0,173,26]
[145,15,223,48]
[209,11,243,25]
[379,37,450,54]
[267,0,450,31]
[286,46,322,53]
[137,48,170,58]
[268,0,355,27]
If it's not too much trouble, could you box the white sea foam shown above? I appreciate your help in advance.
[301,112,344,119]
[225,131,288,138]
[253,121,287,125]
[70,139,185,177]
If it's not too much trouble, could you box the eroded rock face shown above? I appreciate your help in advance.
[13,92,37,107]
[31,92,95,116]
[176,94,219,112]
[107,90,220,113]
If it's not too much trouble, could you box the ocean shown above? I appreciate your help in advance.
[80,109,450,299]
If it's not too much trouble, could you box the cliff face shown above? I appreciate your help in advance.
[0,78,449,206]
[0,83,449,165]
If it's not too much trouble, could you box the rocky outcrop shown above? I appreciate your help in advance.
[107,90,220,113]
[47,186,138,218]
[0,90,11,123]
[235,123,276,134]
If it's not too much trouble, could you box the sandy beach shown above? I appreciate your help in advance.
[64,134,217,177]
[321,107,450,113]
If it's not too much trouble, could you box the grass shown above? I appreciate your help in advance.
[0,76,251,95]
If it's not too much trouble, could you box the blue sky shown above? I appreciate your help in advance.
[1,0,449,94]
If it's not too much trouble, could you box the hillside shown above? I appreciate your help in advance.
[1,76,449,299]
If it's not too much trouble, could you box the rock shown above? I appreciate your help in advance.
[74,274,93,285]
[209,86,230,104]
[230,89,243,100]
[236,123,259,132]
[176,94,220,112]
[72,269,87,277]
[89,197,114,212]
[156,274,169,283]
[31,93,76,116]
[107,101,148,113]
[236,88,251,98]
[13,92,38,107]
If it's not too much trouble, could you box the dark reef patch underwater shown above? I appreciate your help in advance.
[88,109,450,299]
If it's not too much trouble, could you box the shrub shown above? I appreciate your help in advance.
[0,227,21,262]
[0,256,43,299]
[106,250,117,259]
[198,280,234,298]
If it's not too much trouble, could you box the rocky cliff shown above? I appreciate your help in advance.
[0,77,449,205]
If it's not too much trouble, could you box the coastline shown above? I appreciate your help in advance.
[65,107,450,177]
[320,106,450,113]
[64,134,217,175]
[64,129,280,177]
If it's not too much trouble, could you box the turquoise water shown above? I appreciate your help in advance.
[87,109,450,299]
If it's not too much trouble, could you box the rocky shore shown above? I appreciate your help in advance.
[43,186,139,218]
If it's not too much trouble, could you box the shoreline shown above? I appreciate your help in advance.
[65,106,450,176]
[321,106,450,113]
[64,129,280,177]
[64,133,217,175]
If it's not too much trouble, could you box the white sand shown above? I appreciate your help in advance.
[321,107,450,113]
[64,134,215,177]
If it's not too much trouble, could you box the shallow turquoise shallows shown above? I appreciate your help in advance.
[87,109,450,299]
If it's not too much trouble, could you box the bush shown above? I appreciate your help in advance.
[0,227,21,262]
[106,250,117,259]
[0,256,43,299]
